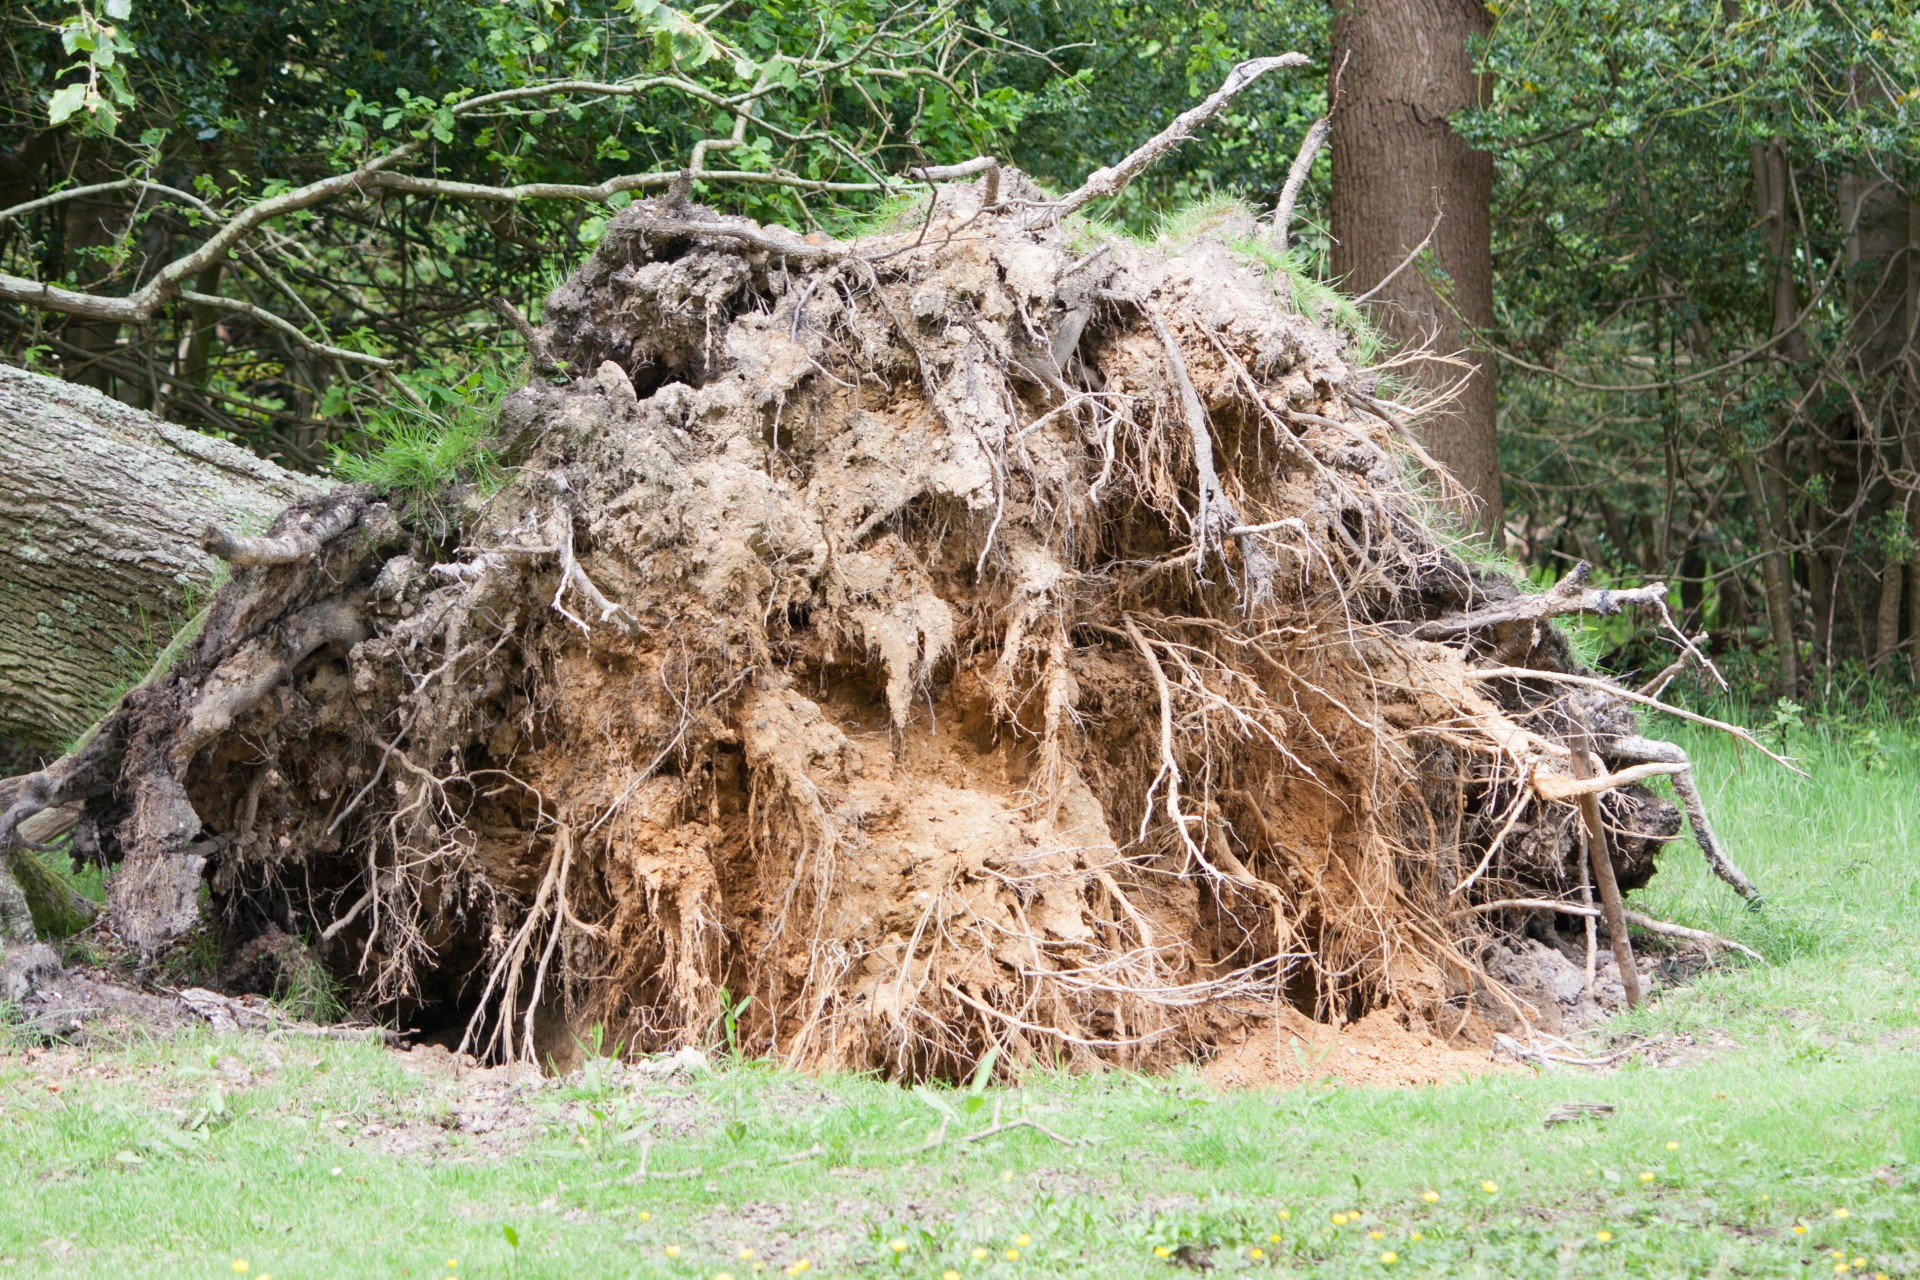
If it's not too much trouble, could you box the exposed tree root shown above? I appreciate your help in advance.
[1,169,1777,1075]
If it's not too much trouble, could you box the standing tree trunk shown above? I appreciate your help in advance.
[1744,140,1805,696]
[0,364,322,750]
[1331,0,1502,537]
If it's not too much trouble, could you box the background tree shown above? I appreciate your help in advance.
[1330,0,1502,536]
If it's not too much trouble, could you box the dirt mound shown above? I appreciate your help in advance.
[2,171,1757,1078]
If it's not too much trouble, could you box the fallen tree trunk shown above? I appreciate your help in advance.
[0,163,1767,1074]
[0,364,323,750]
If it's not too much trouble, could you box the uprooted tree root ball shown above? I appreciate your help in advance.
[1,172,1770,1076]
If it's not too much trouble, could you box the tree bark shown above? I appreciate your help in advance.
[1330,0,1502,537]
[0,364,322,749]
[1744,141,1804,696]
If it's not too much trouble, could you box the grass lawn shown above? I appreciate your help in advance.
[2,720,1916,1278]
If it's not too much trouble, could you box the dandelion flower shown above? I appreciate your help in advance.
[1481,1180,1499,1194]
[1277,1210,1290,1221]
[233,1263,250,1275]
[1421,1191,1439,1204]
[1595,1231,1613,1243]
[1853,1260,1868,1269]
[1410,1233,1422,1242]
[944,1273,962,1280]
[1269,1233,1281,1243]
[1004,1249,1020,1262]
[666,1245,682,1258]
[1665,1141,1680,1151]
[1015,1234,1031,1248]
[1794,1226,1808,1235]
[1332,1213,1349,1225]
[1154,1246,1172,1258]
[639,1211,652,1221]
[889,1240,908,1253]
[1834,1265,1849,1275]
[1002,1170,1013,1183]
[1834,1207,1851,1219]
[1380,1252,1398,1265]
[447,1262,458,1269]
[1639,1172,1655,1183]
[739,1249,754,1260]
[1368,1230,1385,1240]
[973,1248,991,1261]
[718,1274,735,1280]
[1250,1248,1266,1260]
[1833,1254,1848,1262]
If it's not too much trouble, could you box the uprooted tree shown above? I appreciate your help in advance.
[0,58,1777,1073]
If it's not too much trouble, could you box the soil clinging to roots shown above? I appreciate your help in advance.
[2,174,1760,1076]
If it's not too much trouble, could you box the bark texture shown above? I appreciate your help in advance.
[1330,0,1502,536]
[0,363,322,748]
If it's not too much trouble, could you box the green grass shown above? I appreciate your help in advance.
[3,723,1916,1278]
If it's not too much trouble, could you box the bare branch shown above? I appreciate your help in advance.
[1037,54,1311,221]
[1270,117,1329,251]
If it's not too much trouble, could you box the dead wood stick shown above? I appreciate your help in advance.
[1411,563,1671,642]
[1569,724,1642,1010]
[1451,897,1601,919]
[202,498,364,567]
[1608,734,1762,905]
[1271,117,1329,251]
[1622,910,1762,961]
[489,297,564,377]
[1040,54,1310,221]
[962,1117,1084,1147]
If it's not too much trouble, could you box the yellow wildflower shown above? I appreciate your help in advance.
[1380,1252,1399,1265]
[666,1245,682,1258]
[1410,1233,1422,1242]
[973,1248,991,1260]
[1250,1247,1266,1260]
[1794,1225,1809,1235]
[1834,1207,1852,1218]
[1853,1261,1868,1270]
[739,1249,754,1260]
[1001,1170,1013,1182]
[1639,1172,1655,1183]
[718,1274,735,1280]
[1421,1191,1439,1203]
[1277,1210,1291,1221]
[1332,1213,1349,1225]
[1368,1230,1385,1240]
[944,1273,962,1280]
[1595,1231,1613,1242]
[1482,1180,1499,1194]
[1015,1234,1031,1247]
[1268,1233,1281,1243]
[639,1210,652,1221]
[889,1240,908,1253]
[1153,1246,1172,1258]
[233,1264,250,1275]
[1004,1249,1020,1261]
[1665,1141,1679,1150]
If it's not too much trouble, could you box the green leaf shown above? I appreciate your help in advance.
[502,1225,519,1249]
[47,83,88,126]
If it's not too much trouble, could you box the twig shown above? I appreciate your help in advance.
[1352,206,1443,306]
[961,1118,1084,1147]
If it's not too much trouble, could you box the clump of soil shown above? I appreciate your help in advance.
[4,174,1728,1078]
